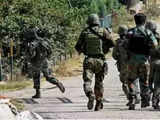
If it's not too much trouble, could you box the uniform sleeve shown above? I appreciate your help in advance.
[75,31,85,54]
[149,31,158,49]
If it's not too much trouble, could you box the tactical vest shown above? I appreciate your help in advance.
[85,28,104,55]
[128,29,151,55]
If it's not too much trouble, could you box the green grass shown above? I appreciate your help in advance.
[0,80,32,91]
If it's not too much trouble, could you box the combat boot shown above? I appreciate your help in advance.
[129,104,135,110]
[141,100,150,108]
[152,99,160,110]
[126,97,140,106]
[128,96,136,110]
[141,97,150,108]
[141,102,150,108]
[94,100,103,111]
[153,104,160,110]
[32,89,41,98]
[56,81,65,93]
[87,93,95,110]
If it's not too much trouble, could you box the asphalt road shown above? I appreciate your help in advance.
[5,59,160,120]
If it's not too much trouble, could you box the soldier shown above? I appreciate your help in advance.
[150,47,160,110]
[145,21,160,92]
[126,13,158,110]
[112,25,140,106]
[145,21,160,44]
[112,25,130,101]
[23,28,65,98]
[75,14,114,111]
[146,21,160,109]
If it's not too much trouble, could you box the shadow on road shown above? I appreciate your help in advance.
[22,98,39,104]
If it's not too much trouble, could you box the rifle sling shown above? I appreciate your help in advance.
[88,27,104,41]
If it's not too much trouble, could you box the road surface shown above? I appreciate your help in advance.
[5,59,160,119]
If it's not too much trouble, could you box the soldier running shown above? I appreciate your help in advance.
[75,14,114,111]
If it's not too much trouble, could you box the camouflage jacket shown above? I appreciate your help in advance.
[26,38,52,64]
[112,37,129,63]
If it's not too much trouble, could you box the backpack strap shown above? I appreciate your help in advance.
[87,27,105,41]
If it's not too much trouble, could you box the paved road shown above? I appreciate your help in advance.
[5,59,160,119]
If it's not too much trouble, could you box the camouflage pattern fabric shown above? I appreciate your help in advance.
[112,38,129,99]
[75,25,114,103]
[75,26,114,55]
[152,65,160,108]
[83,57,105,101]
[128,58,150,105]
[25,36,59,90]
[149,48,160,108]
[127,25,158,108]
[149,32,160,87]
[31,59,58,89]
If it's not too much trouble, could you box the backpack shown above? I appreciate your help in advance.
[127,28,152,55]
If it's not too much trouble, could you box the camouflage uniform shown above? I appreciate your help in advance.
[145,21,160,90]
[150,47,160,109]
[75,14,114,111]
[127,13,158,110]
[112,25,130,100]
[25,28,65,98]
[146,21,160,109]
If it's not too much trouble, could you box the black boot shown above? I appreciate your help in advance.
[56,81,65,93]
[94,100,103,111]
[87,94,95,110]
[47,77,65,93]
[153,104,160,110]
[141,102,150,108]
[129,104,135,110]
[152,98,160,110]
[128,95,136,110]
[141,96,150,108]
[32,89,41,98]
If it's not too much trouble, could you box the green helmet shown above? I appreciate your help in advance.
[118,25,128,35]
[87,14,100,25]
[145,20,157,32]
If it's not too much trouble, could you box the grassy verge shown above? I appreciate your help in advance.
[55,55,83,77]
[10,98,25,111]
[0,80,32,91]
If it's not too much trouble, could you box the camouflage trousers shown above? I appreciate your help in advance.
[127,61,150,104]
[31,60,58,89]
[149,61,155,89]
[83,57,105,101]
[151,60,160,107]
[119,63,129,99]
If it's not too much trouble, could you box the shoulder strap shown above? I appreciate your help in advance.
[88,27,104,41]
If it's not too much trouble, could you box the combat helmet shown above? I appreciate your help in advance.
[87,14,100,25]
[118,25,128,35]
[145,20,157,32]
